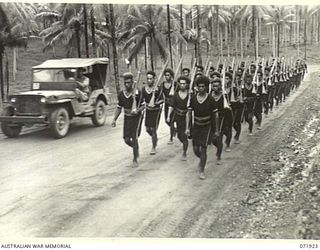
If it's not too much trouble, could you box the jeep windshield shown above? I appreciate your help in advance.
[33,69,77,83]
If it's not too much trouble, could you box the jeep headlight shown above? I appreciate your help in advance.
[10,97,17,103]
[40,97,46,103]
[33,82,40,90]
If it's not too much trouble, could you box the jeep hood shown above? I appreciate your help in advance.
[13,90,76,99]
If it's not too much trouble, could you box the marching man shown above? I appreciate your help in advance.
[167,76,191,160]
[112,72,145,168]
[141,71,164,155]
[186,75,219,180]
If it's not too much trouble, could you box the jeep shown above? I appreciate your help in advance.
[0,58,110,138]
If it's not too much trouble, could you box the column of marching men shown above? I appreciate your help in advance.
[112,56,308,180]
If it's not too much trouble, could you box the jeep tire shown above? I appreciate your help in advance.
[1,107,22,138]
[49,107,70,139]
[92,100,107,126]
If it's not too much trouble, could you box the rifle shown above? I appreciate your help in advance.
[206,61,213,93]
[251,58,259,94]
[131,61,143,113]
[186,60,198,108]
[148,60,169,108]
[221,60,230,109]
[205,61,213,76]
[268,58,276,86]
[230,58,239,102]
[261,58,267,94]
[216,57,221,73]
[169,55,184,96]
[279,57,285,82]
[203,56,210,75]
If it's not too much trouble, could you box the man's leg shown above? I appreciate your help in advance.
[132,138,139,167]
[199,146,207,179]
[124,137,133,147]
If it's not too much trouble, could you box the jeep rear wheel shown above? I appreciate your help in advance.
[1,107,22,138]
[91,100,107,126]
[49,107,70,139]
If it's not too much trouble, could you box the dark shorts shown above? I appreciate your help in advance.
[123,114,143,139]
[175,114,187,143]
[192,124,211,147]
[254,98,263,114]
[145,108,161,129]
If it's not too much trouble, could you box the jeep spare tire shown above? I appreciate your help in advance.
[1,107,22,138]
[49,107,70,139]
[92,100,107,126]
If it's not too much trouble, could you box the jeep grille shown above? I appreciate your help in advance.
[16,96,42,115]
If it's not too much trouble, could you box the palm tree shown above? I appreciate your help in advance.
[167,5,173,68]
[0,3,34,102]
[235,5,269,59]
[39,3,85,57]
[299,6,320,59]
[183,27,210,66]
[123,5,184,71]
[83,4,89,58]
[264,6,295,57]
[34,3,60,30]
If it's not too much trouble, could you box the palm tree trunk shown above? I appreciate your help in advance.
[289,23,292,46]
[240,20,243,58]
[245,18,248,55]
[196,5,202,65]
[220,26,223,57]
[109,4,120,94]
[272,25,276,57]
[179,5,183,59]
[75,29,81,58]
[256,17,259,58]
[83,4,89,58]
[167,4,173,68]
[252,7,257,59]
[318,12,320,46]
[304,11,307,60]
[235,23,238,57]
[149,34,154,71]
[90,8,97,57]
[13,48,17,81]
[215,5,220,53]
[225,24,229,57]
[277,24,280,57]
[5,55,8,98]
[0,52,3,102]
[210,17,213,52]
[144,37,148,70]
[296,5,300,57]
[311,15,314,45]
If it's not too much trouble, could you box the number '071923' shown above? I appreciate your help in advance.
[300,244,318,248]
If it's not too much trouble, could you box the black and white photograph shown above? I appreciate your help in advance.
[0,1,319,244]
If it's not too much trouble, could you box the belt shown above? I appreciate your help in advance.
[124,109,140,117]
[174,107,188,116]
[194,115,211,126]
[146,105,160,111]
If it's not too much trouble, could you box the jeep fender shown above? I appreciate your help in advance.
[89,90,108,106]
[48,102,76,118]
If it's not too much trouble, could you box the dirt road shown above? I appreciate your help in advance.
[0,67,319,238]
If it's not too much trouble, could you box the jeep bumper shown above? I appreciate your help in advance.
[0,115,48,124]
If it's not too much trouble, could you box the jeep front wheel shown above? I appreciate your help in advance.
[49,107,70,139]
[1,107,22,138]
[91,100,107,126]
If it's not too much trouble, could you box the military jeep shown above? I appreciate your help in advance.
[0,58,110,139]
